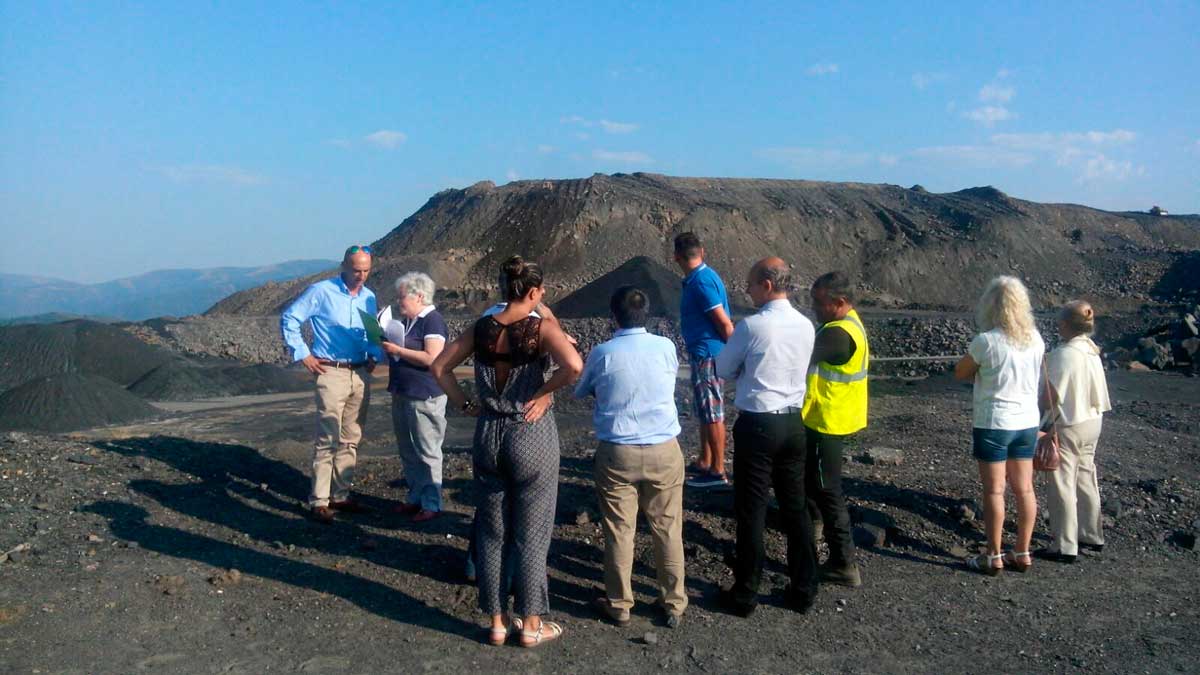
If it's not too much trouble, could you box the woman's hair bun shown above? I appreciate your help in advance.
[498,255,544,302]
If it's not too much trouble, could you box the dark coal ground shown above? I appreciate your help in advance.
[1,368,1197,673]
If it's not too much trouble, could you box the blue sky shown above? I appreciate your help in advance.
[2,2,1197,282]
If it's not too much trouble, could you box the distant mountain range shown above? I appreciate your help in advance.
[0,260,336,322]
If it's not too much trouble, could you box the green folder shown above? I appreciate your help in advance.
[358,309,385,345]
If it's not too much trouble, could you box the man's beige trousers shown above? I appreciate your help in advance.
[594,438,687,617]
[310,367,370,508]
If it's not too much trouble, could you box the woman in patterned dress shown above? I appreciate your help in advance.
[432,256,582,647]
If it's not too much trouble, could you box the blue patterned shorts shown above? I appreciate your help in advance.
[689,356,725,424]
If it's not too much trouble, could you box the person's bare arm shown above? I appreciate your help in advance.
[953,354,979,382]
[382,338,445,367]
[431,332,477,414]
[524,320,584,422]
[535,301,577,345]
[707,305,735,342]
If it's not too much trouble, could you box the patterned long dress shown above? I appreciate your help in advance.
[471,315,560,616]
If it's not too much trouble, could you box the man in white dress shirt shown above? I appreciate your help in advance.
[715,257,817,617]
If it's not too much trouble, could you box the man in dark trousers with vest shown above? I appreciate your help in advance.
[802,271,868,587]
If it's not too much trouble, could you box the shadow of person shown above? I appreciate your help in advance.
[843,477,975,563]
[84,501,477,636]
[93,437,468,588]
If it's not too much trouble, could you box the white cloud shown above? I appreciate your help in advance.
[991,129,1136,153]
[505,169,520,182]
[598,119,639,134]
[912,72,946,90]
[593,149,653,164]
[964,105,1016,126]
[805,62,839,76]
[158,164,267,186]
[758,147,876,170]
[573,132,591,141]
[536,144,557,154]
[878,153,899,167]
[995,68,1013,79]
[911,145,1035,169]
[1081,154,1142,182]
[978,83,1015,103]
[564,115,640,134]
[363,130,407,149]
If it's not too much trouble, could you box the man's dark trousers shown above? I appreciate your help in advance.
[804,426,856,566]
[731,411,817,607]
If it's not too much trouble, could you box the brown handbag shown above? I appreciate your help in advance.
[1034,359,1061,472]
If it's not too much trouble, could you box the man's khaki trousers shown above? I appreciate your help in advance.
[594,438,687,618]
[1046,417,1105,556]
[310,366,370,508]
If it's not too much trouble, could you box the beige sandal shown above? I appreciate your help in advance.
[519,620,563,648]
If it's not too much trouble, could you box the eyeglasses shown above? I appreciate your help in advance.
[345,245,373,256]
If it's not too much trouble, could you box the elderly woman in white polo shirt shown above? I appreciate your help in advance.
[378,271,449,522]
[1038,300,1112,563]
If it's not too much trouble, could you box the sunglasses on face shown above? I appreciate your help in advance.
[345,245,373,256]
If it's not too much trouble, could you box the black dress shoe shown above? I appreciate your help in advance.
[1080,543,1104,554]
[718,589,756,618]
[1033,548,1076,564]
[784,586,816,614]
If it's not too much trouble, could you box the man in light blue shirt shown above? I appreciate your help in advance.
[280,246,384,523]
[575,286,687,629]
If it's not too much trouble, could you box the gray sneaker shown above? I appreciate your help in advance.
[819,562,862,588]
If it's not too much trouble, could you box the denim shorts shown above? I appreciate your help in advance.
[972,427,1038,463]
[689,356,725,424]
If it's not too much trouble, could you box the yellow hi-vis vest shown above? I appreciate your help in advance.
[802,308,869,435]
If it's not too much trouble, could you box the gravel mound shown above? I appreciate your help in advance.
[553,256,683,319]
[0,320,174,392]
[0,374,159,431]
[127,360,310,401]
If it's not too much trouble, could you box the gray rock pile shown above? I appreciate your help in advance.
[1106,304,1200,374]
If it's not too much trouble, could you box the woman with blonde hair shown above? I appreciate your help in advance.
[954,276,1045,575]
[1038,300,1111,563]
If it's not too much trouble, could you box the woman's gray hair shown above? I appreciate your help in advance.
[394,272,436,305]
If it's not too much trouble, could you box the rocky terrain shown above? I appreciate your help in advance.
[207,174,1200,316]
[1,368,1196,673]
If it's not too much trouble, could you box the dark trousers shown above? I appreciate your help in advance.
[804,426,856,566]
[731,412,817,606]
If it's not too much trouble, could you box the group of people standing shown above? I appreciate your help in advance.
[279,235,1111,646]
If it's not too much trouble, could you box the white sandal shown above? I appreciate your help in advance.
[1004,550,1032,573]
[966,552,1004,576]
[519,620,563,648]
[487,616,522,646]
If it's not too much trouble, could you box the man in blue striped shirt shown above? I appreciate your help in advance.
[575,286,687,629]
[281,246,385,523]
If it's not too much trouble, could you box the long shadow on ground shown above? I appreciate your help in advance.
[87,436,476,637]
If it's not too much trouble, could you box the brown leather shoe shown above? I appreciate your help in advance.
[392,503,421,515]
[310,506,336,524]
[412,509,440,522]
[330,499,371,514]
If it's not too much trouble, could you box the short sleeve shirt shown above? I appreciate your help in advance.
[968,328,1045,430]
[381,305,448,400]
[680,263,731,359]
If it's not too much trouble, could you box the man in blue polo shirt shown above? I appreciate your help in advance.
[281,245,385,524]
[576,286,687,629]
[674,232,735,489]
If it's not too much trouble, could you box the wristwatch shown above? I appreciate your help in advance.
[462,400,476,412]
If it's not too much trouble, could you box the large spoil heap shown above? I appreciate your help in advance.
[208,173,1200,316]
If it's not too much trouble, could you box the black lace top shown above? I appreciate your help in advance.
[473,315,543,367]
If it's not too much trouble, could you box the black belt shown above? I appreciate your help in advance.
[317,359,369,369]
